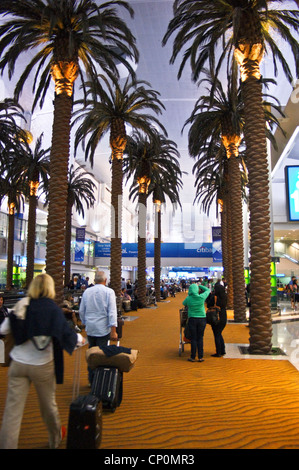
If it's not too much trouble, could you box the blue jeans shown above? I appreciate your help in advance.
[188,317,206,360]
[87,334,110,384]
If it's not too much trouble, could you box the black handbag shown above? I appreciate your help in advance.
[206,307,220,326]
[183,321,192,340]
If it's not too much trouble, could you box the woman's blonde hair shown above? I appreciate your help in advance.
[27,273,56,300]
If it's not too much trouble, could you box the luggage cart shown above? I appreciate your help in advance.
[179,307,191,356]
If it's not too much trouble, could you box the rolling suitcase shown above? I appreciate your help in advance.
[91,366,123,413]
[122,299,131,312]
[67,344,102,449]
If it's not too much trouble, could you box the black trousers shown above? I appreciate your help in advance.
[211,308,227,355]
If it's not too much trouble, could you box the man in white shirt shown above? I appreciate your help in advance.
[79,270,118,384]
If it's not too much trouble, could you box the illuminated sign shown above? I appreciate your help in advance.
[95,242,214,258]
[285,166,299,221]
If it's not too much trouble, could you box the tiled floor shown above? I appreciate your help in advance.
[226,300,299,371]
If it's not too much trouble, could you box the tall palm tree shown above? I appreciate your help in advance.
[0,172,25,290]
[150,172,182,302]
[145,136,183,302]
[185,71,247,322]
[0,0,139,304]
[163,0,299,353]
[124,131,182,306]
[64,165,96,287]
[192,144,236,310]
[124,131,154,307]
[188,71,285,322]
[74,74,166,300]
[14,133,50,287]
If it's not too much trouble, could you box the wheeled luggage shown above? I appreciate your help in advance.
[91,366,123,413]
[66,344,103,449]
[67,394,102,449]
[122,299,131,312]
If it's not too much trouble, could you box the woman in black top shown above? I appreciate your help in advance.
[211,280,227,357]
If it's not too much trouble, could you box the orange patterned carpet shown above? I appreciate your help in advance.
[1,291,299,450]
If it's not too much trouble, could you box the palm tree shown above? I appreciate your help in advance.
[74,74,166,300]
[0,0,139,304]
[151,173,182,302]
[192,144,236,310]
[123,131,154,307]
[163,0,299,353]
[14,133,50,287]
[188,71,285,322]
[64,165,96,287]
[0,99,27,163]
[185,71,247,322]
[146,137,183,302]
[0,172,25,290]
[124,131,182,306]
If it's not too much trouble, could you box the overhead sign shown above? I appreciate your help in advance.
[212,226,222,262]
[95,242,213,259]
[75,228,85,262]
[285,165,299,221]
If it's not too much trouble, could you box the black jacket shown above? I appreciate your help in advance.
[214,282,227,309]
[9,297,77,384]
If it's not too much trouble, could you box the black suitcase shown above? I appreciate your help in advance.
[66,344,103,449]
[67,394,102,449]
[91,366,123,413]
[122,299,131,312]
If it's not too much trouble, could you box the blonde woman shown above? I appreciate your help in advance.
[0,274,85,449]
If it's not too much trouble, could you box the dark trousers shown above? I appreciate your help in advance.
[87,334,110,384]
[211,309,227,355]
[188,317,206,360]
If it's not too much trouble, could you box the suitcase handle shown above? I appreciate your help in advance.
[72,342,88,401]
[107,339,120,346]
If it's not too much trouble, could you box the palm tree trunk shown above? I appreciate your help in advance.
[227,147,247,322]
[109,119,126,309]
[225,190,234,311]
[110,156,123,303]
[45,92,73,305]
[64,197,72,288]
[220,198,233,310]
[154,203,161,302]
[137,191,147,307]
[6,207,15,290]
[241,75,272,354]
[26,192,38,288]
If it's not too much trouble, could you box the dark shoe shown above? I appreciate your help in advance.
[211,353,222,357]
[198,358,204,362]
[188,357,195,362]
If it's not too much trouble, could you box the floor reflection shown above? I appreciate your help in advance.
[225,300,299,371]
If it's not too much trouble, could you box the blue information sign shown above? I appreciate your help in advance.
[95,242,213,258]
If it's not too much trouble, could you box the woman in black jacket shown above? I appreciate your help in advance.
[211,279,227,357]
[0,273,85,449]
